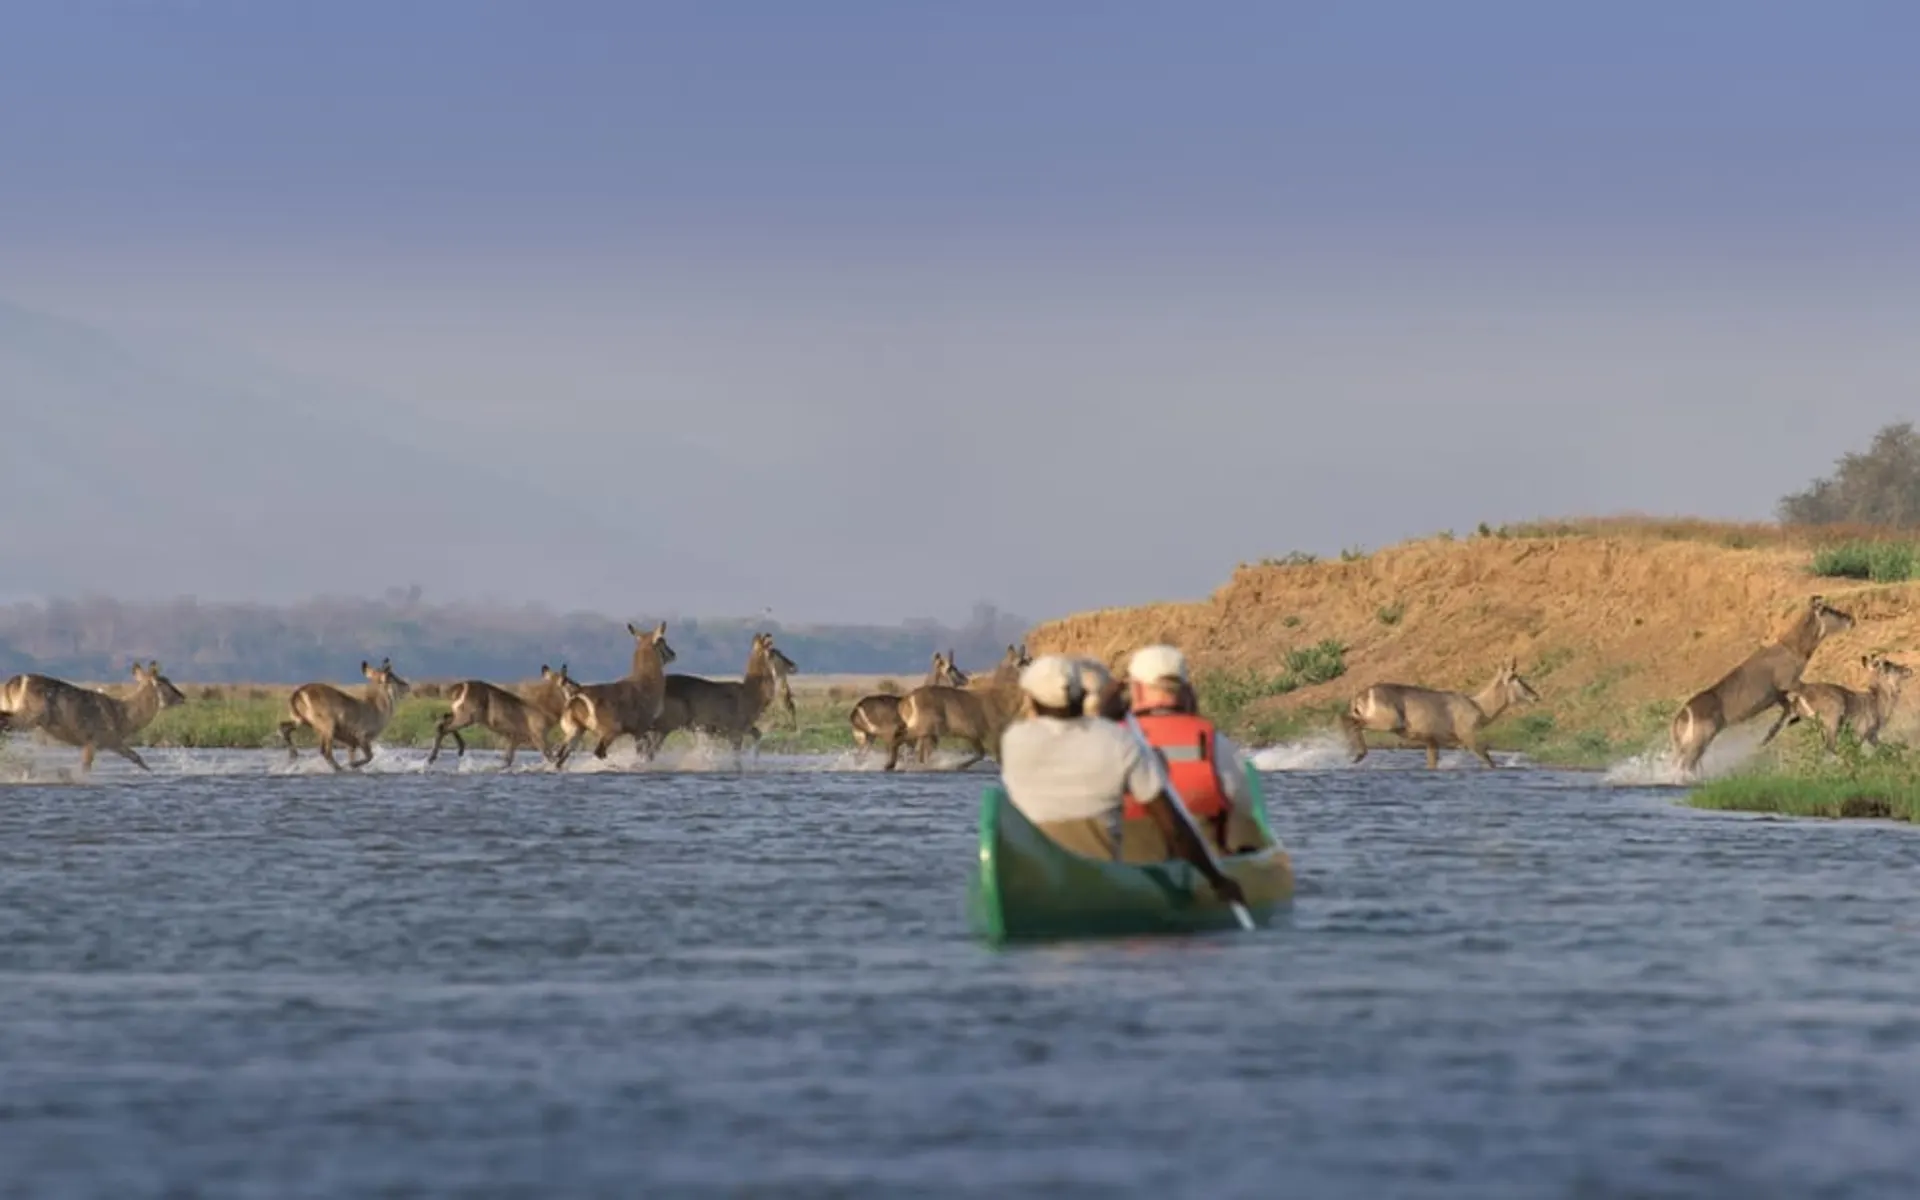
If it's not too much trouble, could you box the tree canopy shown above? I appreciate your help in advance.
[1779,422,1920,527]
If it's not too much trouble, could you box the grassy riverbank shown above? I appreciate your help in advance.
[1029,517,1920,769]
[31,677,898,757]
[1687,738,1920,821]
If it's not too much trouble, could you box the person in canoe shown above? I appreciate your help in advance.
[1119,644,1266,860]
[1066,656,1131,721]
[998,654,1247,907]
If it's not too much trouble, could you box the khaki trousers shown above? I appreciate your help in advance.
[1034,816,1119,860]
[1119,806,1267,864]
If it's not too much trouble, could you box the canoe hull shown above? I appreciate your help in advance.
[967,763,1294,944]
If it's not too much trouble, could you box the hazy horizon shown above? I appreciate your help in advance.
[6,3,1917,626]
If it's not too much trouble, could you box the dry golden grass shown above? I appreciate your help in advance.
[1027,516,1920,760]
[36,514,1920,764]
[1490,513,1920,549]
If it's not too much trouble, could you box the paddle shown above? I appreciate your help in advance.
[1122,711,1256,932]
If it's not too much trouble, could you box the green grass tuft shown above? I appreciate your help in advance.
[1688,735,1920,820]
[1282,639,1347,687]
[1195,639,1348,734]
[1529,646,1578,679]
[1809,539,1920,582]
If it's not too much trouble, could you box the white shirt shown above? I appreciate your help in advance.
[997,715,1171,824]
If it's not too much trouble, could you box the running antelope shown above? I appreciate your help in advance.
[1340,657,1540,769]
[280,658,412,770]
[884,643,1032,771]
[0,661,188,774]
[553,621,676,768]
[641,632,798,757]
[848,650,967,755]
[1783,654,1913,754]
[1670,594,1855,776]
[428,663,578,769]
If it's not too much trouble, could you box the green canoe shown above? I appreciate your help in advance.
[967,761,1295,944]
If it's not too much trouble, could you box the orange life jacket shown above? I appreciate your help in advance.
[1123,710,1229,825]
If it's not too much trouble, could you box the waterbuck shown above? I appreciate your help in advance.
[1340,656,1541,769]
[641,632,798,757]
[279,658,412,770]
[427,663,578,768]
[0,660,188,773]
[1783,654,1912,754]
[884,643,1032,771]
[848,650,967,755]
[553,621,676,768]
[1669,594,1856,776]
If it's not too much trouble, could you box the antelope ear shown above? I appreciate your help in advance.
[655,621,667,636]
[628,621,641,636]
[1863,654,1874,667]
[130,662,142,677]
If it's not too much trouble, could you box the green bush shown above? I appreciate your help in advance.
[1194,639,1348,733]
[1810,539,1920,582]
[1689,732,1920,820]
[1512,712,1556,741]
[1282,639,1347,686]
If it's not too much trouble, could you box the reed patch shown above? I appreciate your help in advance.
[1809,540,1920,583]
[1688,737,1920,821]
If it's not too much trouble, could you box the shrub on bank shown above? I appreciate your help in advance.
[1809,539,1920,582]
[1194,639,1348,736]
[1688,735,1920,821]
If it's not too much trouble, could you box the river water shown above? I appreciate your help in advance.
[3,743,1919,1198]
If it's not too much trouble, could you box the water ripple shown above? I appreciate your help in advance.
[1,754,1918,1196]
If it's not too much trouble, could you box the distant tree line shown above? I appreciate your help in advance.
[0,594,1032,684]
[1779,421,1920,527]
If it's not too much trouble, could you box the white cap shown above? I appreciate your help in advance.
[1019,654,1081,708]
[1127,644,1189,686]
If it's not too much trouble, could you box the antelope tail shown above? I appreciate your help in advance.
[567,693,597,733]
[1672,704,1695,746]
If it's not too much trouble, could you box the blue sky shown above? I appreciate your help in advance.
[10,2,1916,254]
[4,2,1918,621]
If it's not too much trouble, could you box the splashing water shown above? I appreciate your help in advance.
[0,733,1010,782]
[1602,719,1776,786]
[1249,732,1534,772]
[1250,733,1355,771]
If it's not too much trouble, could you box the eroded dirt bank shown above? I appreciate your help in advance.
[1025,528,1920,760]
